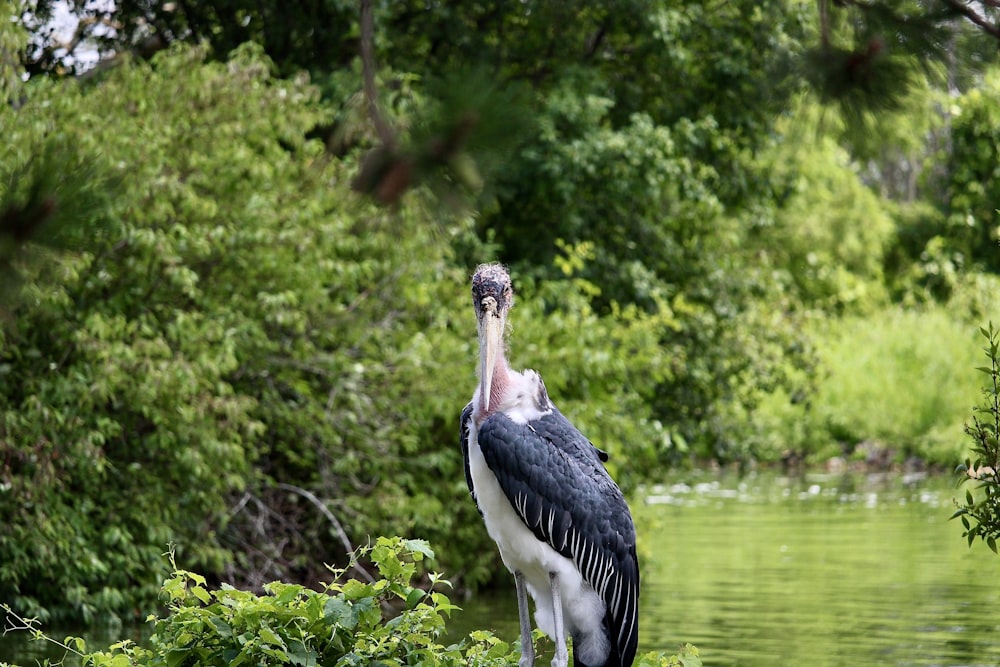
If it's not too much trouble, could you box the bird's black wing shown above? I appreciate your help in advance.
[477,410,639,667]
[459,402,481,514]
[544,406,610,464]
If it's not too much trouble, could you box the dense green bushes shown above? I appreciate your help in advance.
[944,70,1000,274]
[0,42,733,621]
[0,44,479,620]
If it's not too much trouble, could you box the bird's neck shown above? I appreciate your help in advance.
[478,355,512,417]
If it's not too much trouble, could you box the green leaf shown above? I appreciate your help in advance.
[209,617,233,638]
[405,587,425,609]
[184,571,207,587]
[287,640,318,667]
[324,597,356,630]
[259,626,283,647]
[403,539,435,561]
[271,583,304,606]
[191,586,211,605]
[165,648,189,667]
[341,579,375,601]
[111,655,133,667]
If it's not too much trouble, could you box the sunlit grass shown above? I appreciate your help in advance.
[812,307,982,463]
[758,306,985,466]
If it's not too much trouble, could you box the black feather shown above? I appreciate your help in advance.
[460,402,482,516]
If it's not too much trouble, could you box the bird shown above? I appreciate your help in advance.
[460,263,639,667]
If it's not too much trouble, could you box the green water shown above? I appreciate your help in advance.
[4,473,999,666]
[448,472,1000,667]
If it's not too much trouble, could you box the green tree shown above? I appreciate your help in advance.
[943,68,1000,272]
[0,42,485,620]
[749,99,898,312]
[0,1,25,98]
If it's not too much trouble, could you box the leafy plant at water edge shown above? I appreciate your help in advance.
[2,538,518,667]
[953,322,1000,553]
[1,537,699,667]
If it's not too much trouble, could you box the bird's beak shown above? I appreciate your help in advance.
[479,297,502,412]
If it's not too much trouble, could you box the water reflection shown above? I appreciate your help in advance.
[449,472,1000,667]
[0,621,145,667]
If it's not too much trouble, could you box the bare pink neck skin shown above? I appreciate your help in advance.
[478,356,512,418]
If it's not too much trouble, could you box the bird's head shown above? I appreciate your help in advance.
[472,263,513,412]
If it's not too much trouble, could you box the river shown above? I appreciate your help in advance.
[3,472,998,666]
[448,471,1000,667]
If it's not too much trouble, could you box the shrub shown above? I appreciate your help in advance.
[1,537,700,667]
[953,323,1000,554]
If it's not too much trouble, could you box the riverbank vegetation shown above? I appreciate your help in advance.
[953,323,1000,554]
[1,538,700,667]
[1,0,999,625]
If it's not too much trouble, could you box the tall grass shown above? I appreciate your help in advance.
[755,306,986,466]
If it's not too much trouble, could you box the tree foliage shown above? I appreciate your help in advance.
[0,42,482,621]
[750,101,898,311]
[944,69,1000,273]
[0,38,716,621]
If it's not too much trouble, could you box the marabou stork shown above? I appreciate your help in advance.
[460,263,639,667]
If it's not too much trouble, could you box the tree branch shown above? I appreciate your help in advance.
[359,0,395,147]
[939,0,1000,40]
[275,482,376,583]
[583,22,609,60]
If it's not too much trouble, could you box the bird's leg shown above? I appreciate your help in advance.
[515,571,535,667]
[549,572,569,667]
